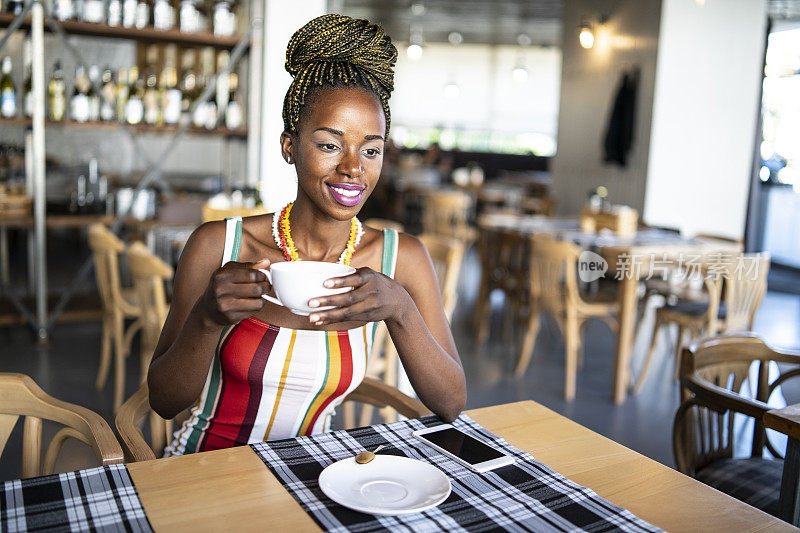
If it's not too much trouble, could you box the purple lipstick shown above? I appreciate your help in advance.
[326,182,365,207]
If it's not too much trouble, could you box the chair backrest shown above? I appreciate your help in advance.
[422,190,474,241]
[674,334,800,476]
[720,253,770,332]
[364,218,404,232]
[127,241,173,372]
[88,223,138,316]
[528,234,583,309]
[418,233,465,322]
[342,377,430,421]
[0,373,123,478]
[116,383,187,462]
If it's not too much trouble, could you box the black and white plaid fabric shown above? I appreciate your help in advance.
[252,414,663,532]
[0,464,153,532]
[695,457,782,517]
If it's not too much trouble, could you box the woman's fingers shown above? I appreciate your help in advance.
[323,268,370,289]
[309,300,371,325]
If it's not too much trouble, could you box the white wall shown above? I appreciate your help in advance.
[390,43,561,140]
[644,0,767,239]
[551,0,662,216]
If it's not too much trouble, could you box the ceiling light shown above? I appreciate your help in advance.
[579,24,595,49]
[407,44,423,60]
[448,31,463,45]
[694,0,706,6]
[512,66,528,83]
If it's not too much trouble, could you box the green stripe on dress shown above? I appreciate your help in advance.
[231,218,242,261]
[381,229,395,276]
[297,331,332,436]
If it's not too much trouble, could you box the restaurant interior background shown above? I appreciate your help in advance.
[1,0,800,487]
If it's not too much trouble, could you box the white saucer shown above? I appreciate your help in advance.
[318,455,451,516]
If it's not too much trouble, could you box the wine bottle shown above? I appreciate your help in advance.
[107,0,122,26]
[143,63,161,125]
[87,65,100,122]
[122,0,136,27]
[161,64,181,125]
[225,72,242,130]
[48,60,66,121]
[0,56,17,119]
[70,65,90,123]
[125,66,144,125]
[153,0,174,30]
[135,0,150,29]
[100,66,116,121]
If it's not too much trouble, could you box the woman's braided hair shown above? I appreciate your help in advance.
[282,14,397,135]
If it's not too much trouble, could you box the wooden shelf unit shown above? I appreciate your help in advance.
[0,13,241,49]
[0,117,247,139]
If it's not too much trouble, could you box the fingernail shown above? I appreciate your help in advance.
[309,314,319,322]
[324,280,334,288]
[309,300,319,308]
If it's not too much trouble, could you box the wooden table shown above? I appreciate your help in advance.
[127,401,792,532]
[477,215,743,403]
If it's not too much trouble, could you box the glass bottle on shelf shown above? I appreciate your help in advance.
[48,60,66,121]
[153,0,174,30]
[213,0,235,36]
[5,0,23,15]
[107,0,122,26]
[215,51,229,120]
[72,0,85,20]
[135,0,150,29]
[198,48,215,129]
[179,0,199,33]
[70,65,90,123]
[122,0,137,27]
[87,65,100,122]
[125,66,144,125]
[0,57,16,119]
[83,0,105,23]
[143,63,161,125]
[115,67,128,121]
[161,63,181,124]
[100,66,116,121]
[180,51,197,113]
[53,0,74,21]
[191,71,207,128]
[225,71,242,130]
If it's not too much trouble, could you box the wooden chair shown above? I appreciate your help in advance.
[515,234,618,401]
[634,253,770,393]
[418,232,465,322]
[116,378,428,461]
[115,382,181,462]
[364,218,404,232]
[88,223,142,412]
[675,334,800,521]
[473,225,529,350]
[0,373,123,478]
[127,241,173,382]
[421,189,477,245]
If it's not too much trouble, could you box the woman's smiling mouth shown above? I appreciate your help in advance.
[326,183,365,206]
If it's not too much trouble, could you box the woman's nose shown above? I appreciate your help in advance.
[337,150,363,177]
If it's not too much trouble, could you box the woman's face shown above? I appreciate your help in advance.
[284,86,386,221]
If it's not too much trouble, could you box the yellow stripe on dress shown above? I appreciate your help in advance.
[298,330,343,435]
[263,329,297,440]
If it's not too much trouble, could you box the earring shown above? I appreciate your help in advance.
[286,155,293,163]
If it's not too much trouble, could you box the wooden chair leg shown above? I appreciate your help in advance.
[113,313,127,412]
[340,402,356,429]
[96,314,112,390]
[564,313,579,401]
[632,315,664,394]
[515,307,541,376]
[673,325,685,381]
[358,404,375,427]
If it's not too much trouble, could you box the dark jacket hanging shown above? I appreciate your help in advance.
[603,68,639,167]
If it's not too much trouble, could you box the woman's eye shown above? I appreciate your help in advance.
[318,143,339,152]
[363,148,382,158]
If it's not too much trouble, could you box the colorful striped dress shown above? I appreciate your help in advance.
[164,218,398,455]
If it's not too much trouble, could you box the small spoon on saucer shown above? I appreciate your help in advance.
[355,445,385,464]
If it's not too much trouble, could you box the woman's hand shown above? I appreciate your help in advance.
[198,258,271,328]
[307,267,412,326]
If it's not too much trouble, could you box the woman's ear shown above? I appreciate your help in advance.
[280,131,294,164]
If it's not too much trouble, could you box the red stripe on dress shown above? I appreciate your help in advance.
[200,321,263,451]
[196,323,240,452]
[234,322,278,445]
[303,330,354,436]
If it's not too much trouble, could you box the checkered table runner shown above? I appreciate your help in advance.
[251,414,663,532]
[0,464,153,532]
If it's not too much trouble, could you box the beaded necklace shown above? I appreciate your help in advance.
[272,202,363,265]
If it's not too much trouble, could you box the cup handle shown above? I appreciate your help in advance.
[258,269,284,307]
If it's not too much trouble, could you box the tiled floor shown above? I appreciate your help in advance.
[2,247,799,482]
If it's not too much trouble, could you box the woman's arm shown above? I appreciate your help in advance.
[147,222,270,419]
[307,234,466,421]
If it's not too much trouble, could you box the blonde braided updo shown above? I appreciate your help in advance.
[282,14,398,136]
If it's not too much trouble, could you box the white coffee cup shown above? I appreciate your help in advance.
[259,261,355,316]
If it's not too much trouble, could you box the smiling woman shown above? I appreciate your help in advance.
[145,13,466,456]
